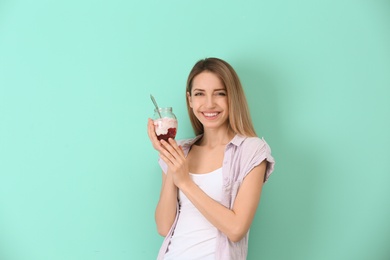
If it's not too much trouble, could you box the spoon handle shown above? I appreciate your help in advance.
[150,94,162,118]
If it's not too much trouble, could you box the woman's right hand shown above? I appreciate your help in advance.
[147,118,164,152]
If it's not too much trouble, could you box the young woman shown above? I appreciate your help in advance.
[147,57,275,260]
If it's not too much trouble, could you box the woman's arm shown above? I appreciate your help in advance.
[159,138,267,242]
[154,171,178,237]
[147,119,178,236]
[181,162,266,242]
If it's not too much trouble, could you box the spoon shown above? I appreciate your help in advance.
[150,94,162,118]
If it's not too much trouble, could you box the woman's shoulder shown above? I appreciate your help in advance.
[238,135,275,174]
[238,136,270,150]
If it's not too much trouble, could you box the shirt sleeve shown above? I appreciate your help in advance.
[242,137,275,183]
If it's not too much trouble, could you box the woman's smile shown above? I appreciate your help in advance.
[202,112,220,119]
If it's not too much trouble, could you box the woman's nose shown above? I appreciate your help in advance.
[205,95,216,108]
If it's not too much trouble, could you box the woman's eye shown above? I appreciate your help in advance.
[194,92,203,96]
[217,92,226,96]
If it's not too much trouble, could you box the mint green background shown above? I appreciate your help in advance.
[1,0,389,259]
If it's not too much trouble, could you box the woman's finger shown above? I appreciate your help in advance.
[147,119,158,140]
[147,119,155,139]
[168,138,185,158]
[160,141,186,169]
[160,139,181,159]
[159,147,177,167]
[147,119,164,152]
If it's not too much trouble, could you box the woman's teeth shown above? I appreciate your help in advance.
[203,112,218,117]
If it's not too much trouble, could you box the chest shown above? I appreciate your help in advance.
[186,145,225,174]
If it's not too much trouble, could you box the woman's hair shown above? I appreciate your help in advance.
[186,57,257,137]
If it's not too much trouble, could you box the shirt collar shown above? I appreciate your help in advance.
[229,134,246,147]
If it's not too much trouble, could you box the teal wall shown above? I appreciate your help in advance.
[1,0,389,259]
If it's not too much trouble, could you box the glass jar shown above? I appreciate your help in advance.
[153,107,178,141]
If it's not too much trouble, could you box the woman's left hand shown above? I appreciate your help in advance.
[158,138,191,188]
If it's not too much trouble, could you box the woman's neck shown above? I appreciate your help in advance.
[199,126,235,148]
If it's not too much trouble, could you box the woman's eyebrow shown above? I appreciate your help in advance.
[192,88,226,92]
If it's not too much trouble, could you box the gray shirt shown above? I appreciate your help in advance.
[157,134,275,260]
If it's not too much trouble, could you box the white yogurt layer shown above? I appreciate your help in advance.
[154,117,178,135]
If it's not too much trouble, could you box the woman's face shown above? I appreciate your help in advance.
[187,71,229,131]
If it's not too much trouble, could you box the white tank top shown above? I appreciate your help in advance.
[164,168,223,260]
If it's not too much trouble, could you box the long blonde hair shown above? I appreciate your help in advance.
[186,57,257,137]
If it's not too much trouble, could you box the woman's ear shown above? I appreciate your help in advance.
[187,92,192,108]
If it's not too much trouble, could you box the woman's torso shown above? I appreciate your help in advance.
[163,168,223,259]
